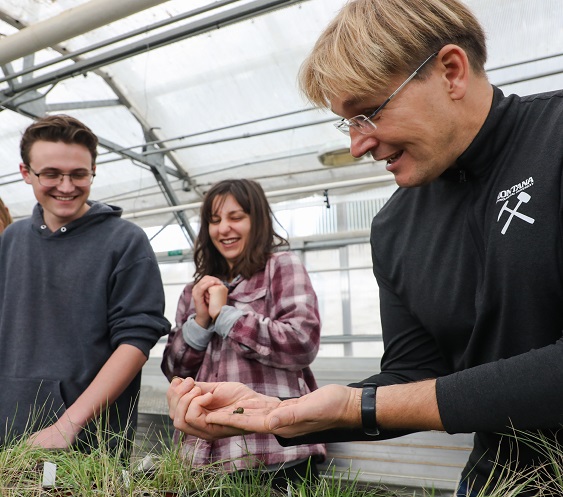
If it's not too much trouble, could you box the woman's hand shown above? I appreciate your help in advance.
[192,276,223,328]
[208,284,228,321]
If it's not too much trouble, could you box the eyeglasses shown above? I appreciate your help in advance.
[28,167,96,187]
[334,52,438,135]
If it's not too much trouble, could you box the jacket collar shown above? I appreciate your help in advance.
[441,86,517,182]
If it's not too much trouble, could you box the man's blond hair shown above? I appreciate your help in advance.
[299,0,487,107]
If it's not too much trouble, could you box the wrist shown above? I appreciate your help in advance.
[195,315,211,328]
[209,302,226,323]
[350,387,363,427]
[55,415,82,438]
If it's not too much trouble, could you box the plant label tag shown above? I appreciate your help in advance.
[42,461,57,488]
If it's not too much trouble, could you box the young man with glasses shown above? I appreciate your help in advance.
[167,0,563,495]
[0,114,170,453]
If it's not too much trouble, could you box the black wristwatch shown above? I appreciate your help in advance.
[361,384,379,436]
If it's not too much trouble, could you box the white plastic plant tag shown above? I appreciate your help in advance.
[42,461,57,488]
[122,469,131,488]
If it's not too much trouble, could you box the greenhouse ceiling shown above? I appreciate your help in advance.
[0,0,561,246]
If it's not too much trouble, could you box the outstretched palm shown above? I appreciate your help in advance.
[206,384,358,438]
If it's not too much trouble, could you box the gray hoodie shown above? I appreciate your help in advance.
[0,201,170,449]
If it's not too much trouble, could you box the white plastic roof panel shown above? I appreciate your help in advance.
[0,0,561,238]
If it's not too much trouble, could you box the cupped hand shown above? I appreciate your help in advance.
[167,378,281,441]
[205,384,361,438]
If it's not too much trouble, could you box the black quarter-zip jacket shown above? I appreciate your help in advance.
[279,86,563,492]
[371,86,563,490]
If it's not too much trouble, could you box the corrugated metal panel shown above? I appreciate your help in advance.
[345,198,389,232]
[320,432,472,492]
[277,195,391,238]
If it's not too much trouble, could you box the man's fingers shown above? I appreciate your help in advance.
[192,381,227,396]
[167,377,186,416]
[170,376,184,387]
[174,392,240,441]
[169,376,195,394]
[174,386,202,418]
[205,399,323,438]
[182,391,213,423]
[168,378,199,420]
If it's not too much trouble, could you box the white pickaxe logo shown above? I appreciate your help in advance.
[497,191,535,235]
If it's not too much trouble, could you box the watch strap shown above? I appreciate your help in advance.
[361,384,379,436]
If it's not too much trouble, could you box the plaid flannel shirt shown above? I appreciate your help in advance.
[162,251,326,471]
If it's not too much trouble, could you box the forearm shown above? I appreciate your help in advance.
[275,382,441,447]
[161,322,206,380]
[364,343,563,436]
[319,381,442,433]
[57,344,147,436]
[226,311,320,370]
[377,379,443,431]
[438,341,563,433]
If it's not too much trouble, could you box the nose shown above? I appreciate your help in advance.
[218,218,231,234]
[349,127,379,159]
[57,174,75,193]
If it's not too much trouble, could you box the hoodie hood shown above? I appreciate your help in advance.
[31,200,123,238]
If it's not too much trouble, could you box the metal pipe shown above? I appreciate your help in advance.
[4,0,303,96]
[122,175,395,220]
[495,68,563,87]
[97,107,318,157]
[0,0,240,85]
[96,117,336,165]
[0,0,170,67]
[137,118,336,157]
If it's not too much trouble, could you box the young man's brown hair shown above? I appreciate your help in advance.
[20,114,99,167]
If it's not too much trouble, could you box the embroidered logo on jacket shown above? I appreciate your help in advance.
[496,176,534,202]
[497,191,535,235]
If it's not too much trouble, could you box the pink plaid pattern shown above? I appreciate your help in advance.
[162,251,325,470]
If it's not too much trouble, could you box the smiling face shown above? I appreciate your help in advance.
[20,140,95,232]
[208,194,251,269]
[332,75,463,188]
[329,47,483,188]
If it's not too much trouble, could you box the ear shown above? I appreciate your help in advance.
[436,44,470,101]
[20,163,32,184]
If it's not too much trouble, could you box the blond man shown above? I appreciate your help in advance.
[167,1,563,495]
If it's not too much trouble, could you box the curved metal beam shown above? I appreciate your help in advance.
[3,0,305,96]
[0,0,170,67]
